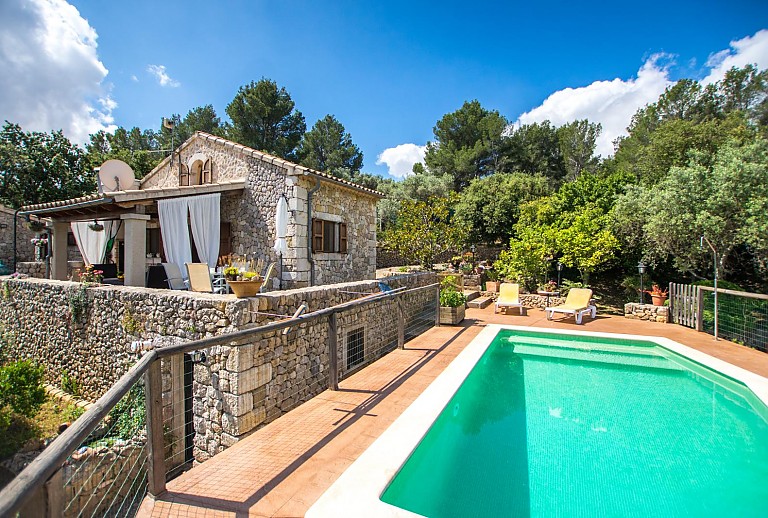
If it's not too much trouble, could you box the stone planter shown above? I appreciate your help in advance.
[486,281,499,293]
[227,280,263,298]
[439,305,465,325]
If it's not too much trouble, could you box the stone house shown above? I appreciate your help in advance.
[0,203,38,272]
[17,132,383,289]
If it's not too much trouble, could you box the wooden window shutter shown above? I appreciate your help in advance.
[312,218,324,253]
[202,158,213,184]
[179,164,190,186]
[340,223,348,253]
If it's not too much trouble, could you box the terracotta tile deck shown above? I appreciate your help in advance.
[138,306,768,517]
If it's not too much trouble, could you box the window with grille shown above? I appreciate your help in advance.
[312,218,348,253]
[346,327,364,369]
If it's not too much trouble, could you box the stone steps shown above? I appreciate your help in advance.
[463,290,481,302]
[467,296,493,309]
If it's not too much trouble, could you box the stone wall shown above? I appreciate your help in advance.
[624,302,669,323]
[308,177,378,286]
[0,207,37,268]
[0,272,436,465]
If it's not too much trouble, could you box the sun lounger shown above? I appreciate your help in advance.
[545,288,596,324]
[495,283,526,315]
[162,263,188,290]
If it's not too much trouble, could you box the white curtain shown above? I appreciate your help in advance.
[188,193,221,269]
[71,220,111,265]
[158,197,192,280]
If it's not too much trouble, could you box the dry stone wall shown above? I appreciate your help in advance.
[0,272,436,465]
[624,302,669,323]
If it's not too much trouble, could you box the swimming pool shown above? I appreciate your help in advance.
[307,325,768,517]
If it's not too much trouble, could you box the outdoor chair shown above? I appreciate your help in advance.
[186,263,213,293]
[495,283,526,315]
[161,263,188,290]
[261,262,276,292]
[545,288,596,324]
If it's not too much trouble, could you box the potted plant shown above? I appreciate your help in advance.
[537,280,558,294]
[439,277,467,325]
[485,269,500,293]
[645,284,668,306]
[223,266,239,281]
[25,220,46,232]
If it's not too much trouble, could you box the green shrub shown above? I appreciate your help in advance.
[0,361,47,429]
[106,383,145,440]
[60,370,79,396]
[559,279,586,297]
[440,289,467,308]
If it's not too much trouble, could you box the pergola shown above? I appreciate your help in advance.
[18,181,245,286]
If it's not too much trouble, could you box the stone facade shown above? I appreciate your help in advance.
[624,302,669,323]
[0,272,435,465]
[139,132,380,289]
[0,205,37,269]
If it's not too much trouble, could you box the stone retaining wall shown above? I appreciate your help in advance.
[624,302,669,323]
[0,272,436,466]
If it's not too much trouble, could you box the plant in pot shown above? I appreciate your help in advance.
[485,269,500,293]
[645,284,668,306]
[439,284,467,325]
[537,280,558,294]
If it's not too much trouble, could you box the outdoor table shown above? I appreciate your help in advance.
[537,290,560,306]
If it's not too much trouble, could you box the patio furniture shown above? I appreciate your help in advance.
[545,288,596,324]
[495,283,526,315]
[211,268,229,294]
[92,263,122,285]
[186,263,213,293]
[261,262,276,292]
[146,265,168,289]
[162,263,188,290]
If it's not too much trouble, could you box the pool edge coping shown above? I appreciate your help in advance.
[306,325,768,517]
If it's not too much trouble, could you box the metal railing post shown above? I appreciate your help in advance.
[328,312,339,390]
[397,298,405,349]
[144,360,166,497]
[435,284,441,327]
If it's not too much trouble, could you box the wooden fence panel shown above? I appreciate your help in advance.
[670,283,698,329]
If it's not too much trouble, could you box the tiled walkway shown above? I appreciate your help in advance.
[139,306,768,517]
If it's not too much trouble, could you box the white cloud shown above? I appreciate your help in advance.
[515,29,768,158]
[376,143,426,178]
[516,54,674,157]
[702,29,768,85]
[147,64,180,88]
[0,0,116,144]
[130,74,138,82]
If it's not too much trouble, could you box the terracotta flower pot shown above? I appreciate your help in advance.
[227,280,263,298]
[651,295,667,306]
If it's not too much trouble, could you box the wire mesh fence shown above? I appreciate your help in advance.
[58,378,148,518]
[700,288,768,352]
[0,280,439,517]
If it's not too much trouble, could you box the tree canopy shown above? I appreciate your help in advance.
[297,115,363,177]
[0,122,93,208]
[225,78,306,160]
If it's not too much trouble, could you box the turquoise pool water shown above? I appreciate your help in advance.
[380,330,768,517]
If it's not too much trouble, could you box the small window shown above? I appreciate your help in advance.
[346,328,364,370]
[311,218,348,254]
[201,158,213,184]
[179,164,190,186]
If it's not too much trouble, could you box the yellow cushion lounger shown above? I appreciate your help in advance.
[545,288,596,324]
[495,283,526,315]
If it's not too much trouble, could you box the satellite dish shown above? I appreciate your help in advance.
[98,159,135,192]
[163,118,175,129]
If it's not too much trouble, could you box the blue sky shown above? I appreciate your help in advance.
[1,0,767,179]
